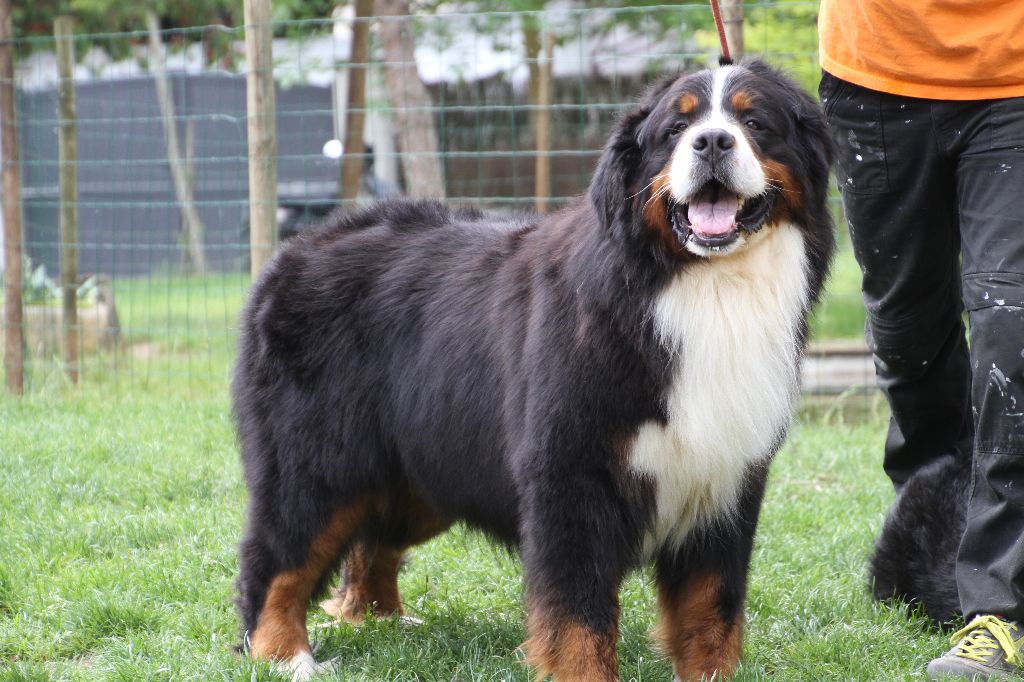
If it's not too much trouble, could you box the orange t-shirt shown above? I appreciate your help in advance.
[818,0,1024,100]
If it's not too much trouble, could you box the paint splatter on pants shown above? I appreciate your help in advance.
[821,70,1024,621]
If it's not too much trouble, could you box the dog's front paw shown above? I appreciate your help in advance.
[276,651,337,682]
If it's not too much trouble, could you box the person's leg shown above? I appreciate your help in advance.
[952,94,1024,622]
[819,72,973,488]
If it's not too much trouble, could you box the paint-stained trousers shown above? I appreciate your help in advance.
[820,71,1024,621]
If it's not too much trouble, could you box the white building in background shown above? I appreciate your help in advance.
[7,6,697,277]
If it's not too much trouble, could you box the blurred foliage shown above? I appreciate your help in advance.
[13,0,820,68]
[15,0,235,37]
[13,0,339,40]
[741,2,821,93]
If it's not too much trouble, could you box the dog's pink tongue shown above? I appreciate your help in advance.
[688,195,738,236]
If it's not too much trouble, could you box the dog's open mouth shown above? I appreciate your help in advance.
[669,180,775,251]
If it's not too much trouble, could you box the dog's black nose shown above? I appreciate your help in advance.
[691,129,735,163]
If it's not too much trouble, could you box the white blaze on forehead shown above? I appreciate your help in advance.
[668,66,766,202]
[710,64,734,118]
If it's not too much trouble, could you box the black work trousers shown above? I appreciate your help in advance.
[820,71,1024,621]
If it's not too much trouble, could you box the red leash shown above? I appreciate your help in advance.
[709,0,733,65]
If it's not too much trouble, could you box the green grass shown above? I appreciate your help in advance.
[17,273,248,396]
[810,241,866,342]
[0,386,949,681]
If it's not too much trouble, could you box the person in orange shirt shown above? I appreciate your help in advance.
[818,1,1024,679]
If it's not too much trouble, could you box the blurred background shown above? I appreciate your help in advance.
[0,0,873,405]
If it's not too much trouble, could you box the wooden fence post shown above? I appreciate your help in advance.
[375,0,445,199]
[55,15,79,384]
[244,0,277,280]
[722,0,744,60]
[0,0,23,395]
[340,0,373,204]
[534,29,554,214]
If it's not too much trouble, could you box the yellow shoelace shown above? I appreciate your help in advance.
[950,615,1023,666]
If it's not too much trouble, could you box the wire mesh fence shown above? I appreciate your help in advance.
[0,1,876,403]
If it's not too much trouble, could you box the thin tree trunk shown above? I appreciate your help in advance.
[146,11,206,276]
[341,0,373,203]
[375,0,445,199]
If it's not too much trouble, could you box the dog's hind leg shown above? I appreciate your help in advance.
[239,499,369,677]
[322,488,450,624]
[321,543,404,623]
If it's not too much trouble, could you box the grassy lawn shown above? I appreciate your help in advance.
[810,237,865,342]
[16,273,248,396]
[1,385,948,681]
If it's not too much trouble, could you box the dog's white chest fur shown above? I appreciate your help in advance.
[629,224,809,557]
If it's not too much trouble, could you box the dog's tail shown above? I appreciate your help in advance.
[868,453,970,626]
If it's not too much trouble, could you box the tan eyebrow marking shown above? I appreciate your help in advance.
[731,90,754,111]
[679,93,698,114]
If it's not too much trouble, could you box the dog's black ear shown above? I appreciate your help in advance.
[762,65,833,188]
[784,84,834,225]
[589,76,676,233]
[744,59,834,185]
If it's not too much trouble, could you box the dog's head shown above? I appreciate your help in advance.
[590,59,833,261]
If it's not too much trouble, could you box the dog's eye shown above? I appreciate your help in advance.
[745,119,763,131]
[669,121,689,137]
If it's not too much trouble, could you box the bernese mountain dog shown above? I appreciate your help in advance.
[233,58,835,681]
[869,454,968,625]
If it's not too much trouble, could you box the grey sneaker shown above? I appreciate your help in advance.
[928,615,1024,680]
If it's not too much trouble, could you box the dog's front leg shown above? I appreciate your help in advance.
[653,467,768,681]
[654,566,745,682]
[518,479,625,682]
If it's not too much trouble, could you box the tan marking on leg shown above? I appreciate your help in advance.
[322,544,404,623]
[388,486,452,547]
[250,501,368,660]
[523,608,619,682]
[654,573,743,681]
[322,487,450,624]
